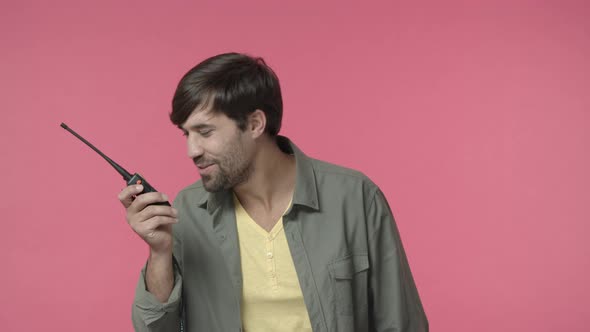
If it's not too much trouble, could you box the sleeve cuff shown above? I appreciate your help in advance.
[133,262,183,326]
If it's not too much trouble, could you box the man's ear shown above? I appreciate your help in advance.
[248,109,266,139]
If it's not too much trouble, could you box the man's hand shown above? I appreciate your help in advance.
[119,184,178,303]
[118,184,178,254]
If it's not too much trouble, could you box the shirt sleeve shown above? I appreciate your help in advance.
[366,189,429,332]
[131,258,183,331]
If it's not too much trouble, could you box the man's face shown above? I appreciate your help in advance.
[181,109,254,192]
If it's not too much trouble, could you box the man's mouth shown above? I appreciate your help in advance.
[196,163,216,174]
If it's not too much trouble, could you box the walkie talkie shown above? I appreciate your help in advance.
[60,123,170,206]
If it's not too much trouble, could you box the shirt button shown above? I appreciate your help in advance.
[266,252,273,258]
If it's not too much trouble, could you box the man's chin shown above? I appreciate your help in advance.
[201,177,225,193]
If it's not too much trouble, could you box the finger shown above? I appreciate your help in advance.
[134,205,178,225]
[136,216,178,237]
[118,184,144,208]
[128,191,170,214]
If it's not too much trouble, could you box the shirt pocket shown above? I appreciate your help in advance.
[328,254,370,316]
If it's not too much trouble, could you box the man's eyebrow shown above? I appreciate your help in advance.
[182,123,215,131]
[190,124,215,130]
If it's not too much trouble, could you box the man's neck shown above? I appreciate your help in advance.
[232,136,296,213]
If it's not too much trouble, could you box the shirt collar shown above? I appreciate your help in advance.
[196,135,320,214]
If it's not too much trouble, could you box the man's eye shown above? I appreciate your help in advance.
[200,130,213,137]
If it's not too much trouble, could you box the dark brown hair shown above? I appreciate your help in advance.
[170,52,283,136]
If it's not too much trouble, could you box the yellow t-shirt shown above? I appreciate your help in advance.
[233,193,313,332]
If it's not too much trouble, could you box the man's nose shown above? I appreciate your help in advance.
[187,137,204,159]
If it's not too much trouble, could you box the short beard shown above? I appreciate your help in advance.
[202,161,253,192]
[200,142,254,192]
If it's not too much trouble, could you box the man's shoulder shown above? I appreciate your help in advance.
[308,157,380,193]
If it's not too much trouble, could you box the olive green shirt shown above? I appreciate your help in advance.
[132,136,428,332]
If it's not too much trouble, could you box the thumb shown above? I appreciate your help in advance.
[118,184,144,208]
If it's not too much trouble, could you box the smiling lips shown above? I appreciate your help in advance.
[197,163,215,174]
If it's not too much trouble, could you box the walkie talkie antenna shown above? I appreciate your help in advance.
[60,122,133,181]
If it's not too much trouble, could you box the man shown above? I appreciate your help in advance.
[119,53,428,331]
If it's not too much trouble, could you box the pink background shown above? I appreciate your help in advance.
[2,1,589,331]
